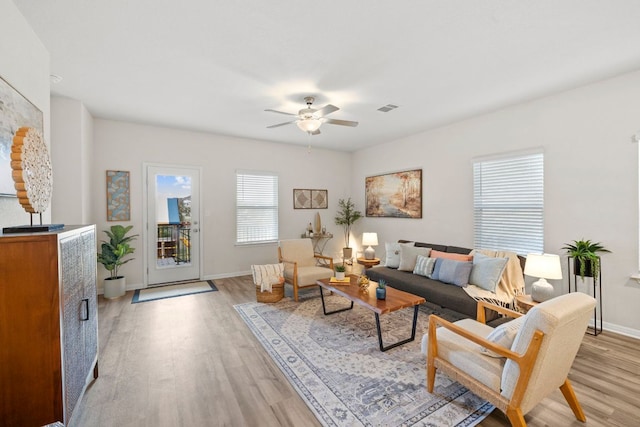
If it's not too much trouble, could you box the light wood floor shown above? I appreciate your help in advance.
[73,275,640,426]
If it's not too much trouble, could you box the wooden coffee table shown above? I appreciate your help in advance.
[316,275,426,351]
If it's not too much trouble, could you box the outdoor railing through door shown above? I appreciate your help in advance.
[157,223,191,264]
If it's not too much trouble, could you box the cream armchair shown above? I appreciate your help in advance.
[426,292,596,427]
[278,239,334,301]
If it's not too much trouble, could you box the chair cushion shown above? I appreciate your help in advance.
[500,293,596,412]
[431,318,504,391]
[279,239,316,267]
[284,265,333,287]
[481,315,526,357]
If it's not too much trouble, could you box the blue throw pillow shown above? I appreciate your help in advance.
[413,255,436,278]
[469,252,509,292]
[432,258,473,287]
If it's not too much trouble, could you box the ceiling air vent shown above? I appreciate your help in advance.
[377,104,399,113]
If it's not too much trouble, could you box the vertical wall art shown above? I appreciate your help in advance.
[365,169,422,218]
[106,170,130,221]
[0,75,44,196]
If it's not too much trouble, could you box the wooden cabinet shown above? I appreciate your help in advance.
[0,225,98,427]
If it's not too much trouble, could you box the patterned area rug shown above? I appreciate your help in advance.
[235,293,494,426]
[131,280,217,303]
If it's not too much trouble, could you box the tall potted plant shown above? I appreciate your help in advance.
[97,225,138,298]
[562,239,611,281]
[334,198,362,260]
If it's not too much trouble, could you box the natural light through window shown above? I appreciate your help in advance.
[236,170,279,245]
[473,150,544,255]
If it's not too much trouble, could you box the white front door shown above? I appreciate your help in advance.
[145,164,201,285]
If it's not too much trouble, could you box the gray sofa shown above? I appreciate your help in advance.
[366,240,524,324]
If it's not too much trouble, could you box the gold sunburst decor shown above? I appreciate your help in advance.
[10,127,52,214]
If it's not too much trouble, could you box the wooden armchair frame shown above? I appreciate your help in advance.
[278,247,334,301]
[427,301,586,427]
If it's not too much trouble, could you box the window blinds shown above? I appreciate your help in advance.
[473,152,544,255]
[236,171,278,244]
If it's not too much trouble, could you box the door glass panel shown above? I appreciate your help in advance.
[155,174,191,268]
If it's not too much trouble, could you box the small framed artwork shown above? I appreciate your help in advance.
[106,170,130,221]
[365,169,422,218]
[293,189,312,209]
[311,189,328,209]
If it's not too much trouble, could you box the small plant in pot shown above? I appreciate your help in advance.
[97,225,138,299]
[334,198,362,261]
[334,264,346,280]
[376,279,387,300]
[562,239,611,281]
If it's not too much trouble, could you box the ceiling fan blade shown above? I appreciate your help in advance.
[266,120,296,128]
[323,118,359,127]
[315,104,339,118]
[264,109,297,116]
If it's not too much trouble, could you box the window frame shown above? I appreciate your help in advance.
[473,149,544,256]
[236,170,279,245]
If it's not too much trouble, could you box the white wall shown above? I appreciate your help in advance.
[352,70,640,337]
[91,119,352,290]
[0,0,50,229]
[51,96,94,224]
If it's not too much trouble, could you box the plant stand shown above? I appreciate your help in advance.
[567,256,602,336]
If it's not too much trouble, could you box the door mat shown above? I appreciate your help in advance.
[132,280,217,303]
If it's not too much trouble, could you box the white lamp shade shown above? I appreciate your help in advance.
[524,253,562,280]
[296,118,321,133]
[362,233,378,246]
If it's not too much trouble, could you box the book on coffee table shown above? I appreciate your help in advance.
[329,277,351,284]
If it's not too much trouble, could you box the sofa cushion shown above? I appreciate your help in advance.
[398,245,431,271]
[446,245,473,255]
[384,242,402,268]
[432,258,473,287]
[413,255,436,277]
[367,267,479,318]
[431,249,473,262]
[470,252,509,292]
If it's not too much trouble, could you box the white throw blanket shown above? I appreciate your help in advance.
[251,263,284,292]
[464,249,525,308]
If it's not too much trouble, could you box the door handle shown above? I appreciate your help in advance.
[192,229,199,233]
[81,298,89,321]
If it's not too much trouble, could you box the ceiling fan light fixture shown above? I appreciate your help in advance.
[296,118,322,133]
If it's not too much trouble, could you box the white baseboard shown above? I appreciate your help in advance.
[595,320,640,339]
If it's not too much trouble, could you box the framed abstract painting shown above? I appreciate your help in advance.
[365,169,422,218]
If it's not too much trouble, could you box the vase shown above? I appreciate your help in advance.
[335,271,345,280]
[315,212,322,234]
[376,288,386,300]
[104,276,126,299]
[573,258,595,278]
[343,247,353,259]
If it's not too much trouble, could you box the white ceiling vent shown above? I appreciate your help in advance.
[377,104,399,113]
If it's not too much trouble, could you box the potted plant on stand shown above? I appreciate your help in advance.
[97,225,138,299]
[334,197,362,262]
[562,239,611,281]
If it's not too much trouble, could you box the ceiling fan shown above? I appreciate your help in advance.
[265,96,358,135]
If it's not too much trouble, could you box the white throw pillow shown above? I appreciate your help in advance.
[398,245,431,272]
[384,242,402,268]
[481,315,526,358]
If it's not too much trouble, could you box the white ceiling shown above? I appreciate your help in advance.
[13,0,640,152]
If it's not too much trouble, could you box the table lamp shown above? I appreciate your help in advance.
[362,232,378,260]
[524,253,562,302]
